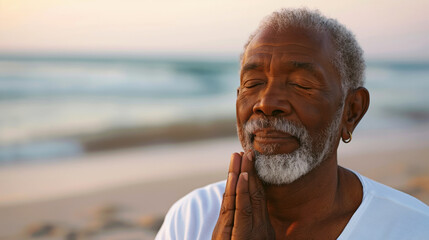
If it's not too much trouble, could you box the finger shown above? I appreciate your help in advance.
[221,153,242,228]
[213,153,242,240]
[240,151,267,226]
[225,153,242,197]
[240,152,262,194]
[228,152,242,175]
[233,172,252,238]
[215,172,238,239]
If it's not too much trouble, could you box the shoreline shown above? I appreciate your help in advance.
[81,117,237,152]
[1,124,429,207]
[0,117,238,164]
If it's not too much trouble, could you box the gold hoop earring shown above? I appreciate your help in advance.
[343,131,352,143]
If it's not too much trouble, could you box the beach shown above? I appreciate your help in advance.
[1,56,428,239]
[1,124,429,240]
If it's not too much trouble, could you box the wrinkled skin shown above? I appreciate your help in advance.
[212,27,369,239]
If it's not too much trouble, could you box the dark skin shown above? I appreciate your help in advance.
[212,27,370,239]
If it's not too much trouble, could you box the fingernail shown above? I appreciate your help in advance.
[242,172,248,181]
[247,152,252,161]
[228,172,232,180]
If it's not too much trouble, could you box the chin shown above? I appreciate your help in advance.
[254,149,319,185]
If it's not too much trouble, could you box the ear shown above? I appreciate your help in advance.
[341,87,370,141]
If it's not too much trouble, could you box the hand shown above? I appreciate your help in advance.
[212,151,275,239]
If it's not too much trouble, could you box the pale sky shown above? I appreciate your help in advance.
[0,0,428,59]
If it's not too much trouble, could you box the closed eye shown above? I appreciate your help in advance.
[290,83,311,90]
[243,79,265,88]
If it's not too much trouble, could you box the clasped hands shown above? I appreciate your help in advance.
[212,151,276,240]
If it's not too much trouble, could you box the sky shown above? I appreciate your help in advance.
[0,0,428,60]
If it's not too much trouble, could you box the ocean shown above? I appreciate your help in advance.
[1,55,428,163]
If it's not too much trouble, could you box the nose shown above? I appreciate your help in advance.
[253,84,292,117]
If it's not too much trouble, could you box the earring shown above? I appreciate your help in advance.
[343,131,352,143]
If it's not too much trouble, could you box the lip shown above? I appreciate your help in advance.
[252,129,296,143]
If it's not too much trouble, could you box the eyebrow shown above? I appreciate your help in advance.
[291,61,317,72]
[240,59,323,81]
[241,62,265,73]
[241,61,319,74]
[288,61,324,81]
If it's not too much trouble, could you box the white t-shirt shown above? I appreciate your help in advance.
[156,172,429,239]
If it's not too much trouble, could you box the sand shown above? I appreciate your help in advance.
[0,124,428,239]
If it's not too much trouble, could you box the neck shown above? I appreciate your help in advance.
[263,152,342,223]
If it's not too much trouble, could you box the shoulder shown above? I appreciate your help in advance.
[340,172,429,239]
[359,173,429,215]
[155,180,226,240]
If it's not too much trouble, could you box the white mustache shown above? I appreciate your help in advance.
[244,117,307,142]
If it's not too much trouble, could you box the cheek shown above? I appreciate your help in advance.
[236,92,254,125]
[293,97,335,132]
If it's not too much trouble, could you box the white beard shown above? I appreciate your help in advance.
[237,109,342,185]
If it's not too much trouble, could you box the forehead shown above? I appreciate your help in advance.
[242,27,337,73]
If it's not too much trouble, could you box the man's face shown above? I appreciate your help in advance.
[236,26,344,184]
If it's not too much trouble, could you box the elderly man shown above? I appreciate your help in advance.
[156,8,429,239]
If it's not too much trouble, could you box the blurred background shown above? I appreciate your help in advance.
[1,0,428,239]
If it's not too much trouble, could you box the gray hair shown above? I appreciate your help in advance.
[240,8,365,94]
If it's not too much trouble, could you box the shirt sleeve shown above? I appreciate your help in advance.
[155,195,189,240]
[155,181,225,240]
